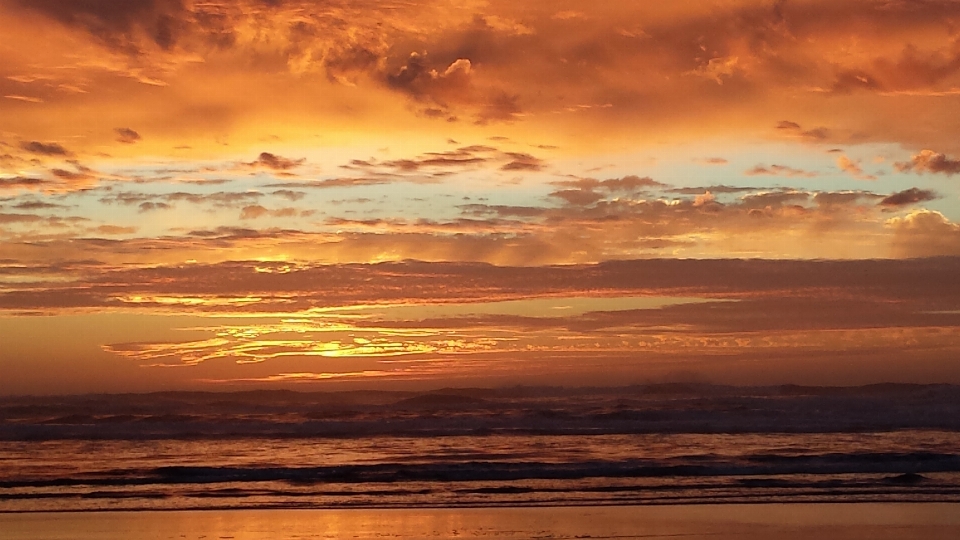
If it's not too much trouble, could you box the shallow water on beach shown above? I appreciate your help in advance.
[7,430,960,511]
[3,385,960,512]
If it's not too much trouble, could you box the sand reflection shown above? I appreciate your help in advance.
[2,504,959,540]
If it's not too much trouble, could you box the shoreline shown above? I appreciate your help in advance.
[4,496,960,514]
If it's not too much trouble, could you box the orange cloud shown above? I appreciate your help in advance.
[895,149,960,175]
[836,155,877,180]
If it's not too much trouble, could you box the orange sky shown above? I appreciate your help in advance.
[2,0,960,394]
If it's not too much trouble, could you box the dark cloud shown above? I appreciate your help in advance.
[4,257,960,316]
[170,191,262,207]
[555,175,667,192]
[830,44,960,95]
[699,158,729,165]
[813,191,880,207]
[104,190,263,208]
[880,188,938,207]
[240,205,269,220]
[323,43,382,83]
[830,69,884,93]
[417,156,486,167]
[895,150,960,175]
[774,121,831,142]
[459,204,546,218]
[269,177,393,189]
[741,191,811,209]
[0,177,49,190]
[476,92,521,123]
[18,0,189,54]
[386,53,472,105]
[248,152,305,171]
[549,189,605,206]
[344,146,534,175]
[549,175,667,206]
[11,200,66,210]
[271,189,306,201]
[598,176,667,191]
[19,141,71,156]
[0,212,44,224]
[669,185,758,195]
[182,178,231,186]
[138,201,172,212]
[51,169,94,181]
[500,152,543,171]
[459,145,497,153]
[115,127,142,144]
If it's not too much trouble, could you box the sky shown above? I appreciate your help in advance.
[2,0,960,394]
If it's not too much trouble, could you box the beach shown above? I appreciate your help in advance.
[2,504,960,540]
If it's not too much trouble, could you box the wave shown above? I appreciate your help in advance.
[4,452,960,489]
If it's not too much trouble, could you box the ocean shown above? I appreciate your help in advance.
[2,384,960,513]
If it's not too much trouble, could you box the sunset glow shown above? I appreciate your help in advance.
[3,0,960,394]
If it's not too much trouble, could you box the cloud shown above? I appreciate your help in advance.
[744,164,818,178]
[549,188,605,206]
[4,94,44,103]
[269,177,394,190]
[895,150,960,175]
[16,0,190,54]
[698,158,729,165]
[103,190,264,208]
[51,168,93,182]
[248,152,305,171]
[669,185,757,195]
[11,200,66,210]
[240,205,306,220]
[836,155,877,180]
[5,257,960,319]
[138,201,172,212]
[830,43,960,95]
[887,210,960,257]
[813,191,880,207]
[7,0,960,154]
[386,53,473,108]
[0,177,49,190]
[879,188,938,207]
[272,190,306,201]
[685,56,739,85]
[93,225,137,235]
[500,152,543,171]
[552,10,587,21]
[239,205,269,220]
[115,127,141,144]
[19,141,70,156]
[342,145,540,176]
[549,175,667,206]
[0,212,44,224]
[476,92,522,123]
[554,175,667,192]
[774,121,832,142]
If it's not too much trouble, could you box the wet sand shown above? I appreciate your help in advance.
[2,503,960,540]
